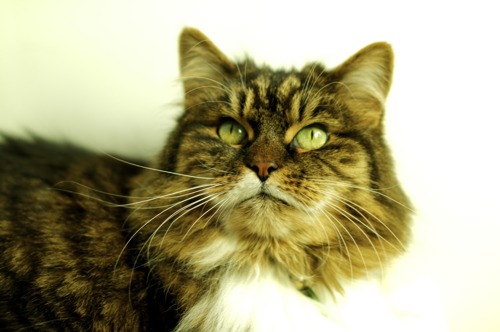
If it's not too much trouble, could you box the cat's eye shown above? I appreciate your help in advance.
[218,119,248,145]
[293,125,328,150]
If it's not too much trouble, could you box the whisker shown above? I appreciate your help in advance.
[335,196,406,252]
[129,184,224,207]
[306,180,407,252]
[195,159,235,175]
[180,195,228,241]
[53,181,148,200]
[184,84,232,97]
[294,192,332,267]
[322,200,384,273]
[316,207,356,279]
[123,192,223,293]
[115,185,224,273]
[181,65,239,105]
[303,64,328,106]
[306,177,414,212]
[202,195,232,229]
[301,63,318,104]
[54,181,221,210]
[103,153,216,180]
[235,61,248,89]
[148,193,221,256]
[311,81,347,103]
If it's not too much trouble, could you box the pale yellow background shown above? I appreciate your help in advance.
[1,1,499,331]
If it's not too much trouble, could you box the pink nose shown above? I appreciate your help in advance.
[251,161,278,181]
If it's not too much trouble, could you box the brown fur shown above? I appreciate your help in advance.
[0,28,411,331]
[130,28,412,329]
[0,139,175,330]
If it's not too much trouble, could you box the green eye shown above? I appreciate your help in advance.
[218,119,247,145]
[293,125,328,150]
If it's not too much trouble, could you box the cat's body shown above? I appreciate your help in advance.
[0,138,178,330]
[0,28,411,331]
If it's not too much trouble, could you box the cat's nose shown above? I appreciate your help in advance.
[251,161,278,182]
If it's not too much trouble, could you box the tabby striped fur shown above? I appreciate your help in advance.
[127,28,412,331]
[0,27,411,331]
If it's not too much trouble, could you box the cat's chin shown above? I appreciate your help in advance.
[220,194,310,239]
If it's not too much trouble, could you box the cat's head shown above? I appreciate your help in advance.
[138,28,411,276]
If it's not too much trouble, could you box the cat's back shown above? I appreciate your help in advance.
[0,136,136,228]
[0,137,170,331]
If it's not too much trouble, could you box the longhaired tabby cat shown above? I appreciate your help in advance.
[0,28,412,331]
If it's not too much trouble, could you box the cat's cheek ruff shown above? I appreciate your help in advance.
[175,267,339,332]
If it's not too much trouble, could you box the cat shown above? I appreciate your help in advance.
[0,27,412,331]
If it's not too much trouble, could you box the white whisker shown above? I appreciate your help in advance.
[55,181,221,211]
[116,183,225,276]
[294,191,332,267]
[124,193,221,291]
[307,179,408,252]
[149,193,221,255]
[336,196,406,252]
[103,153,216,180]
[181,194,228,241]
[235,61,248,89]
[302,64,328,106]
[315,207,355,279]
[306,177,414,212]
[195,159,235,175]
[323,200,384,272]
[185,85,232,97]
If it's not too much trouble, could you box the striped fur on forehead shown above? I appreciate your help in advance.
[220,64,344,130]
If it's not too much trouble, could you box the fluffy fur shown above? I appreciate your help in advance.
[0,28,412,331]
[128,28,412,330]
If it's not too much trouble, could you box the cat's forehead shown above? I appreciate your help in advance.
[228,64,340,129]
[241,64,329,100]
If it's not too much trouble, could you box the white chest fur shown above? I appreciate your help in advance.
[175,262,448,332]
[177,232,447,331]
[177,266,339,332]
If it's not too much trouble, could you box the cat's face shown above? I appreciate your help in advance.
[147,28,410,253]
[171,71,373,241]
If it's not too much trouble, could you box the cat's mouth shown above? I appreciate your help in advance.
[224,173,301,211]
[246,191,291,206]
[237,184,295,207]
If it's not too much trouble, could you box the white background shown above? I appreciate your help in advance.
[1,1,499,331]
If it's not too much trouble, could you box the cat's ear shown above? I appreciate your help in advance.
[333,42,394,129]
[179,28,236,96]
